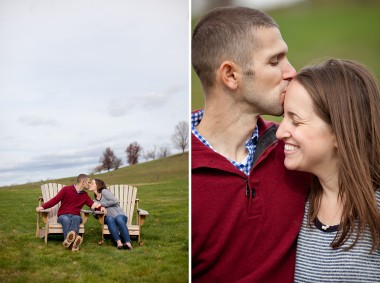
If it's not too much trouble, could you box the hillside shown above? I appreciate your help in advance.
[1,152,188,190]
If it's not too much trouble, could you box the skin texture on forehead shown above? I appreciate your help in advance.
[252,27,289,65]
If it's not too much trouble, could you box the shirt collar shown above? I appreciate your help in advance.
[191,109,259,175]
[73,184,83,194]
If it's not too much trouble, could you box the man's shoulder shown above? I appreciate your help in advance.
[61,184,75,191]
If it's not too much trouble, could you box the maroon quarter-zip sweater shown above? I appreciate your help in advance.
[42,184,95,216]
[192,117,311,283]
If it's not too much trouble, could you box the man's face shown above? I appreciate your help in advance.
[241,27,296,116]
[83,178,91,190]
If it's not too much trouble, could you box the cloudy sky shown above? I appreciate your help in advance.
[0,0,189,187]
[192,0,304,16]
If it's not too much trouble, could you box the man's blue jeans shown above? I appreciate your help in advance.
[105,214,131,243]
[58,214,82,239]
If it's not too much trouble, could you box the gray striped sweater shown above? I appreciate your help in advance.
[295,190,380,282]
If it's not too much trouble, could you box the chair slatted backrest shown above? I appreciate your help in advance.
[108,185,137,225]
[41,183,64,224]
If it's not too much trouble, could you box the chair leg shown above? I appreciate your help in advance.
[36,213,40,238]
[44,224,49,244]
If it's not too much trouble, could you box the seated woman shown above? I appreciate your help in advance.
[89,179,133,250]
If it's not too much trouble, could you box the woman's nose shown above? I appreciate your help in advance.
[276,119,290,140]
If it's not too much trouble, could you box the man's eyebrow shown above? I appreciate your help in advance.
[273,50,287,58]
[273,44,289,57]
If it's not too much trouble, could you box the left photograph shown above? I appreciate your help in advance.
[0,0,189,282]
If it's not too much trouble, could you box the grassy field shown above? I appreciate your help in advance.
[0,153,188,283]
[191,0,380,117]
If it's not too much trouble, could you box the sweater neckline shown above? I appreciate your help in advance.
[96,193,102,201]
[315,217,339,233]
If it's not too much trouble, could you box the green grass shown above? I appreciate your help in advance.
[191,0,380,115]
[0,153,188,283]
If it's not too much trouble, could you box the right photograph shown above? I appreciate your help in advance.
[190,1,380,282]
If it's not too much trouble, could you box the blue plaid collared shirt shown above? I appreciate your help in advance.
[191,109,259,175]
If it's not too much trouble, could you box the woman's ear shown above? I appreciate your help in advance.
[333,134,338,149]
[219,61,239,90]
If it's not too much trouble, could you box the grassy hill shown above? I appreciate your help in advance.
[1,152,188,190]
[0,153,188,283]
[191,0,380,119]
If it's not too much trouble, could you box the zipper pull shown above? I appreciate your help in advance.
[245,179,250,197]
[245,179,256,199]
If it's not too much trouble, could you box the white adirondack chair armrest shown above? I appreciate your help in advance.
[37,209,51,225]
[82,209,105,217]
[81,209,94,214]
[138,209,149,216]
[81,209,106,215]
[137,208,149,225]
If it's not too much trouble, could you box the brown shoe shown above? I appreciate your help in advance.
[63,231,76,248]
[71,235,83,252]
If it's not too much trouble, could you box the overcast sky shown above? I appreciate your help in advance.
[192,0,304,16]
[0,0,189,187]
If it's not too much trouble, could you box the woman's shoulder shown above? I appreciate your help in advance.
[102,189,115,197]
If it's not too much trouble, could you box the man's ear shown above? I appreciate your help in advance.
[219,61,239,90]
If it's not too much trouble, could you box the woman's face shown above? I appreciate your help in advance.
[88,179,97,192]
[276,80,338,178]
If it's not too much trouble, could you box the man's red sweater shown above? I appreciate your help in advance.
[192,117,311,283]
[42,185,94,216]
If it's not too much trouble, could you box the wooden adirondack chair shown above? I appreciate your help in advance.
[94,184,149,244]
[36,183,90,244]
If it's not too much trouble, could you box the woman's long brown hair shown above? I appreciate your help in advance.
[296,59,380,252]
[93,179,107,195]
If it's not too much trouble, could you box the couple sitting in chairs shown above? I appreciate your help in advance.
[36,174,133,251]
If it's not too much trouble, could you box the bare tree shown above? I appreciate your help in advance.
[158,145,171,158]
[92,164,104,174]
[125,141,143,165]
[99,147,122,172]
[113,158,122,170]
[171,121,189,153]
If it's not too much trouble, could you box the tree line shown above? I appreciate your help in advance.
[93,121,188,173]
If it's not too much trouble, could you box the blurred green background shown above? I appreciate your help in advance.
[191,0,380,123]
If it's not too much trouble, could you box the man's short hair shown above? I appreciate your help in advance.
[77,174,89,183]
[192,6,278,91]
